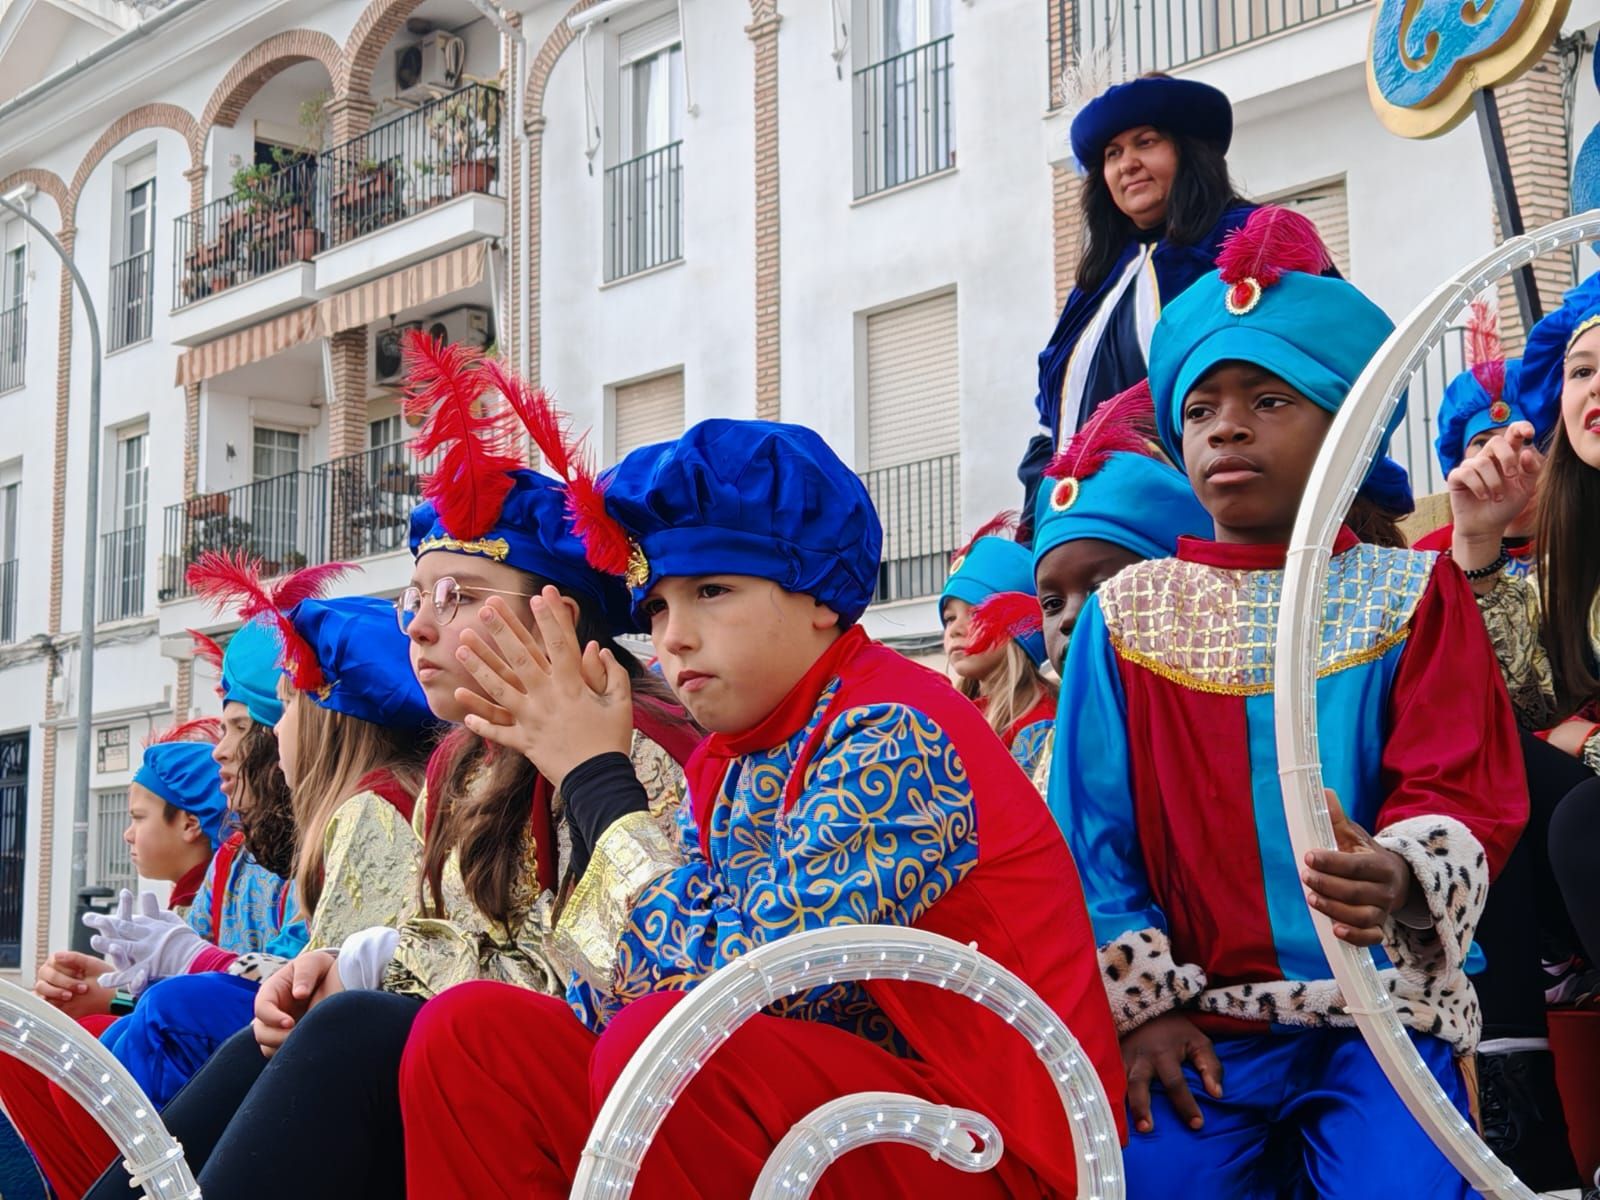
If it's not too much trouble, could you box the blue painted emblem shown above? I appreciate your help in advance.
[1370,0,1526,108]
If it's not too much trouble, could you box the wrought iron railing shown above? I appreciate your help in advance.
[0,559,16,643]
[1396,325,1467,497]
[854,35,955,199]
[108,251,153,351]
[0,304,22,392]
[160,444,433,601]
[0,732,24,969]
[174,160,319,308]
[99,527,146,623]
[1072,0,1367,77]
[322,82,503,252]
[860,453,961,605]
[605,142,684,282]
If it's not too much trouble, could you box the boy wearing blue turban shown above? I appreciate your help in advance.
[1050,207,1528,1197]
[400,417,1123,1198]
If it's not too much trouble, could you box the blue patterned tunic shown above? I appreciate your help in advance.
[184,840,294,956]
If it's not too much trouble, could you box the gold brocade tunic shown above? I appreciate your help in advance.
[308,791,422,951]
[381,732,687,1001]
[1477,574,1600,773]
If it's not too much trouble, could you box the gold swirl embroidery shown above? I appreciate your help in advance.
[417,534,512,561]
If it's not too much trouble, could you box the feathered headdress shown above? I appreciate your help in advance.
[186,552,354,692]
[950,511,1018,571]
[188,628,226,698]
[1216,206,1333,317]
[142,716,224,750]
[1043,380,1162,512]
[1465,292,1508,403]
[964,591,1045,658]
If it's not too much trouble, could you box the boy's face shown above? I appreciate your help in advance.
[940,597,1007,683]
[1180,362,1333,545]
[214,701,252,803]
[642,575,841,734]
[124,782,205,883]
[1034,538,1144,671]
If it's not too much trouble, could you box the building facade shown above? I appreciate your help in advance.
[0,0,1593,978]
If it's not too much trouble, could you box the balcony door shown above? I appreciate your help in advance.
[609,15,685,280]
[104,431,147,621]
[251,426,302,571]
[112,172,156,350]
[1,228,22,388]
[855,0,954,195]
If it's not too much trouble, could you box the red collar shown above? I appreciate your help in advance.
[1177,525,1360,570]
[700,626,868,759]
[1001,694,1057,748]
[169,858,209,910]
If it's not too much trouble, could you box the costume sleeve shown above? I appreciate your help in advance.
[1476,573,1557,730]
[305,791,422,951]
[1375,560,1529,984]
[1049,597,1205,1034]
[1008,719,1054,782]
[184,859,217,942]
[556,703,978,1002]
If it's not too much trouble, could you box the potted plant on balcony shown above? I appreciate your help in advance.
[185,491,229,520]
[377,460,416,495]
[428,83,502,196]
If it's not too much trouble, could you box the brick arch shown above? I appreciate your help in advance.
[524,0,605,128]
[337,0,429,99]
[67,103,200,224]
[197,29,342,159]
[0,168,69,230]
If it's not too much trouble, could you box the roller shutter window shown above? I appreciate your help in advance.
[865,290,959,470]
[614,370,685,459]
[1272,177,1351,277]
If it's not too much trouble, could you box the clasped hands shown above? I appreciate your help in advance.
[452,586,635,789]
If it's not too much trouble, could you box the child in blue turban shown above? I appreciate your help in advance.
[393,414,1122,1198]
[939,512,1057,781]
[1053,205,1527,1197]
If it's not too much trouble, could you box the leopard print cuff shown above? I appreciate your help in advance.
[1098,927,1207,1035]
[1375,815,1488,983]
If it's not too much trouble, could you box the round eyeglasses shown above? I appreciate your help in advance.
[395,577,538,632]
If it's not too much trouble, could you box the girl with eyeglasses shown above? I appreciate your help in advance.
[83,338,699,1200]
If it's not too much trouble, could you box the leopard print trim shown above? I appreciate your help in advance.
[226,951,289,983]
[1098,927,1207,1034]
[1375,815,1488,983]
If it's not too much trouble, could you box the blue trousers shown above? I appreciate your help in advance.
[1124,1028,1480,1199]
[100,972,259,1107]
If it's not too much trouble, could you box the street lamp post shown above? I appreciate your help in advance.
[0,190,104,940]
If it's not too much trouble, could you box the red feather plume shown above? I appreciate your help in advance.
[965,591,1045,657]
[1465,295,1507,402]
[951,511,1019,566]
[478,357,635,577]
[1046,379,1160,482]
[187,628,224,673]
[1216,206,1333,290]
[185,551,356,693]
[143,717,224,749]
[402,329,520,541]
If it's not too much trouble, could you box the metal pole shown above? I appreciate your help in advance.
[0,195,104,933]
[1472,87,1544,332]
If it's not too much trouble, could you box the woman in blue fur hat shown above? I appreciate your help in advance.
[940,513,1057,780]
[1053,205,1526,1197]
[1019,71,1253,541]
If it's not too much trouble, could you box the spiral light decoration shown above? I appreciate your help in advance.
[571,924,1123,1199]
[1273,209,1600,1200]
[0,981,199,1199]
[752,1091,1001,1197]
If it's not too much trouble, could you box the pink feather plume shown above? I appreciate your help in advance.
[951,511,1019,565]
[144,717,225,749]
[965,591,1045,657]
[1216,206,1333,290]
[1045,379,1159,482]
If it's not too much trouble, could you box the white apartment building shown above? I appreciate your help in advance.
[0,0,1595,980]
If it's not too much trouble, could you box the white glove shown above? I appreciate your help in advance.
[336,926,400,991]
[82,889,207,995]
[81,889,138,970]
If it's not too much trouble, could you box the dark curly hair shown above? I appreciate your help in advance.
[229,721,296,879]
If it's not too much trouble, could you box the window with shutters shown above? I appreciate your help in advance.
[861,291,961,604]
[612,370,686,461]
[92,789,136,893]
[1268,177,1350,276]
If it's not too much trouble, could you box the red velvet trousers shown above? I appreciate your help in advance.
[0,1014,118,1199]
[400,983,1046,1199]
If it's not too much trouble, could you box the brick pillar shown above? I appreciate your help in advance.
[748,9,782,420]
[527,118,546,389]
[1052,168,1082,310]
[174,659,194,723]
[1492,45,1573,351]
[326,93,378,145]
[327,328,369,561]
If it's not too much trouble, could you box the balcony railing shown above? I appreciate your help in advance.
[0,304,21,392]
[0,559,16,643]
[854,35,955,199]
[99,527,146,623]
[861,453,961,605]
[109,251,153,351]
[322,82,503,253]
[605,142,684,282]
[173,84,504,307]
[175,161,320,308]
[1072,0,1366,76]
[1396,325,1467,497]
[160,444,433,601]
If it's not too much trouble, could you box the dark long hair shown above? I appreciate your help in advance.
[419,571,686,927]
[1077,125,1245,294]
[1346,496,1408,550]
[231,720,296,879]
[1534,428,1600,716]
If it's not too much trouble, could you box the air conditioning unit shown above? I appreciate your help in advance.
[374,321,424,385]
[395,32,466,100]
[423,305,494,353]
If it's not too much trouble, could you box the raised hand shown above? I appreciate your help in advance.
[84,889,207,994]
[452,587,634,789]
[1301,790,1421,946]
[1447,421,1542,544]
